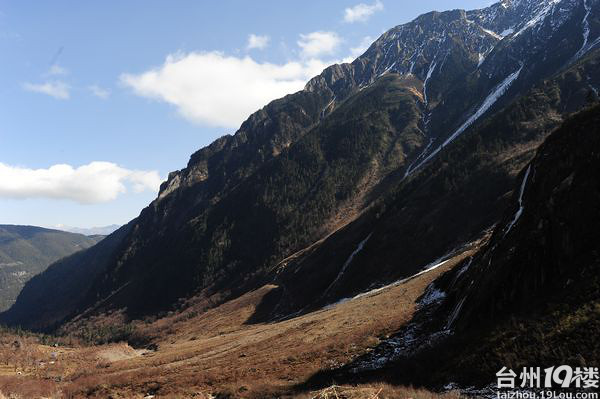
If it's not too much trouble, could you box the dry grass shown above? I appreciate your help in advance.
[302,384,462,399]
[0,250,475,398]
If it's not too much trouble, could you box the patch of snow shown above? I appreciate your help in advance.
[573,0,597,61]
[419,284,446,307]
[408,60,416,75]
[513,0,561,38]
[323,297,350,310]
[404,138,434,177]
[323,255,454,309]
[407,64,523,175]
[445,295,467,329]
[350,258,452,302]
[500,27,515,36]
[377,61,397,78]
[478,53,485,67]
[423,61,437,107]
[450,257,472,288]
[321,233,372,299]
[321,96,335,119]
[481,27,503,40]
[503,164,531,237]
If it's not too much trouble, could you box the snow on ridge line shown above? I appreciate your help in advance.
[503,164,531,237]
[513,0,561,38]
[407,64,523,176]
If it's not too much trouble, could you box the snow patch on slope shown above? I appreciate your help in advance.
[446,296,467,329]
[514,0,561,38]
[503,164,531,237]
[481,27,503,40]
[423,61,437,107]
[321,233,372,299]
[573,0,595,61]
[407,64,524,175]
[419,284,446,307]
[349,257,452,302]
[500,27,515,36]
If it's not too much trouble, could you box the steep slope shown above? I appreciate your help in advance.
[308,104,600,389]
[429,103,600,385]
[0,225,102,312]
[6,0,600,331]
[262,47,600,317]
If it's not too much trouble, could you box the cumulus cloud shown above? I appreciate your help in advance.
[247,34,270,50]
[120,31,376,129]
[23,81,70,99]
[88,84,110,99]
[0,161,162,204]
[120,51,332,128]
[343,0,384,23]
[297,31,341,58]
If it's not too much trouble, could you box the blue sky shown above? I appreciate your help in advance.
[0,0,492,229]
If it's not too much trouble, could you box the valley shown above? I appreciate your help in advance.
[0,248,475,397]
[1,0,600,397]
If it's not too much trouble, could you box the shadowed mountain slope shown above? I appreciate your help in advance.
[304,103,600,389]
[4,0,600,332]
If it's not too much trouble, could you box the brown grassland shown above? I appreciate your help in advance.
[0,250,474,398]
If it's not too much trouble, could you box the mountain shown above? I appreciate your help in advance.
[308,102,600,390]
[54,224,121,236]
[3,0,600,340]
[0,225,102,312]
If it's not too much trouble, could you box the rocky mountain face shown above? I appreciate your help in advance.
[3,0,600,336]
[0,225,102,312]
[311,103,600,389]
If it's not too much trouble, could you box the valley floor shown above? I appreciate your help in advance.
[0,250,474,398]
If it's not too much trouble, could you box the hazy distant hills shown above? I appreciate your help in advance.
[54,224,121,236]
[0,225,102,312]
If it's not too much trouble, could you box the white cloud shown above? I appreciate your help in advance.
[120,30,372,129]
[297,31,342,58]
[121,51,332,129]
[343,0,384,23]
[89,84,110,99]
[23,81,70,99]
[0,161,162,204]
[247,34,270,50]
[350,36,374,58]
[47,64,68,76]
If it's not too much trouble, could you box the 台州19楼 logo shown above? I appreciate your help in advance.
[497,366,599,391]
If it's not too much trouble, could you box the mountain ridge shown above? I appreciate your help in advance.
[4,0,600,334]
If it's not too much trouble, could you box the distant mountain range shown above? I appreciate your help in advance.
[0,225,102,312]
[3,0,600,390]
[53,224,121,236]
